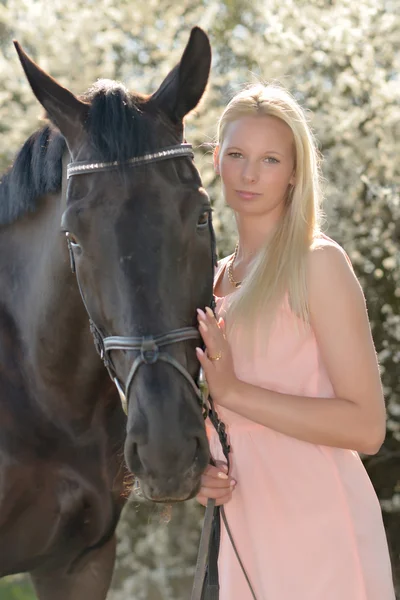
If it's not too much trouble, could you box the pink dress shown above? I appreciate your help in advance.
[206,256,395,600]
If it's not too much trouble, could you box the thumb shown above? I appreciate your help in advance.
[214,460,228,473]
[196,347,212,373]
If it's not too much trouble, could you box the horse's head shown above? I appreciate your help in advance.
[14,28,215,502]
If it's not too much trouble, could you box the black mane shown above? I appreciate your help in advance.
[0,80,156,226]
[0,126,66,226]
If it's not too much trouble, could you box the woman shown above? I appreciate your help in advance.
[195,84,395,600]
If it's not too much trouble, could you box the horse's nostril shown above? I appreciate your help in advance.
[125,437,143,475]
[82,497,92,525]
[193,437,201,462]
[193,435,210,471]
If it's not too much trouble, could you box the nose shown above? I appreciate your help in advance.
[123,358,211,501]
[124,426,210,502]
[242,159,259,184]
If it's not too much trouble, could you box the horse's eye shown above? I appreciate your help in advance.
[65,231,80,248]
[197,211,209,229]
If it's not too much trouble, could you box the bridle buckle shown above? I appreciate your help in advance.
[89,320,105,359]
[140,338,159,364]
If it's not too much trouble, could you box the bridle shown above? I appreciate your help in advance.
[65,142,257,600]
[65,143,213,417]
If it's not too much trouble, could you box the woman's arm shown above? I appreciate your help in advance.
[196,243,387,455]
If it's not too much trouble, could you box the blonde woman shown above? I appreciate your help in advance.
[195,85,395,600]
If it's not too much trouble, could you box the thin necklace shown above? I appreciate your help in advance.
[227,242,242,288]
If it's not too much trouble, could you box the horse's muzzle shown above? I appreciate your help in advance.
[124,431,209,502]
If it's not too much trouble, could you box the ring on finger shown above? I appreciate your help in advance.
[208,351,222,361]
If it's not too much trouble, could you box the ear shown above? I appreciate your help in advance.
[13,41,89,151]
[213,146,220,174]
[150,27,211,123]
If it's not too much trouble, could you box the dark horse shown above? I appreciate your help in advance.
[0,28,214,598]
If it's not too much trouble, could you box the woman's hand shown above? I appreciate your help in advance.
[196,307,239,407]
[196,461,237,507]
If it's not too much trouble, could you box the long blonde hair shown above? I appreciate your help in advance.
[217,84,323,333]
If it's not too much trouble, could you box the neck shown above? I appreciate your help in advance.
[234,209,282,262]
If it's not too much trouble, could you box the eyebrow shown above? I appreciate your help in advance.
[225,146,284,156]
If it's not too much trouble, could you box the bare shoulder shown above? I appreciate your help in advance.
[307,235,359,289]
[306,235,366,320]
[309,234,353,269]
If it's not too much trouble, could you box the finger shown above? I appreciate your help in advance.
[198,308,224,339]
[196,346,207,366]
[204,308,221,332]
[197,308,219,337]
[205,306,217,321]
[198,320,210,338]
[203,316,227,350]
[214,460,229,473]
[198,484,235,500]
[205,309,226,339]
[196,495,207,507]
[201,464,231,484]
[196,490,232,506]
[215,492,233,506]
[201,466,236,486]
[204,462,229,477]
[202,467,230,481]
[200,467,234,485]
[197,307,207,322]
[200,474,233,489]
[197,320,213,349]
[197,322,223,360]
[196,347,212,373]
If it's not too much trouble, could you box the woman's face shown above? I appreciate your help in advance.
[215,114,296,219]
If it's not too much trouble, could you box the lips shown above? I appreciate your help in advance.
[236,190,262,200]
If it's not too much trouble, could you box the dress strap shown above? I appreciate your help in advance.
[213,255,232,291]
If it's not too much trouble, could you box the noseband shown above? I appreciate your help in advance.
[65,143,214,416]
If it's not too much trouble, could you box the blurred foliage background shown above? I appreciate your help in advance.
[0,0,398,598]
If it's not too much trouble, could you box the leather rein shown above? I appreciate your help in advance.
[65,143,257,600]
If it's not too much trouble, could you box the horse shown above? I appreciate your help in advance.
[0,27,214,599]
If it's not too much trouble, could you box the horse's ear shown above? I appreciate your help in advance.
[151,27,211,123]
[13,41,89,149]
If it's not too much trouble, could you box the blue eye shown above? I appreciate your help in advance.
[227,152,242,158]
[264,157,279,164]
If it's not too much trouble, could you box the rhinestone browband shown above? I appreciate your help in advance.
[66,143,194,179]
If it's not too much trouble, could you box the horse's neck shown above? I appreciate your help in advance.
[2,191,112,423]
